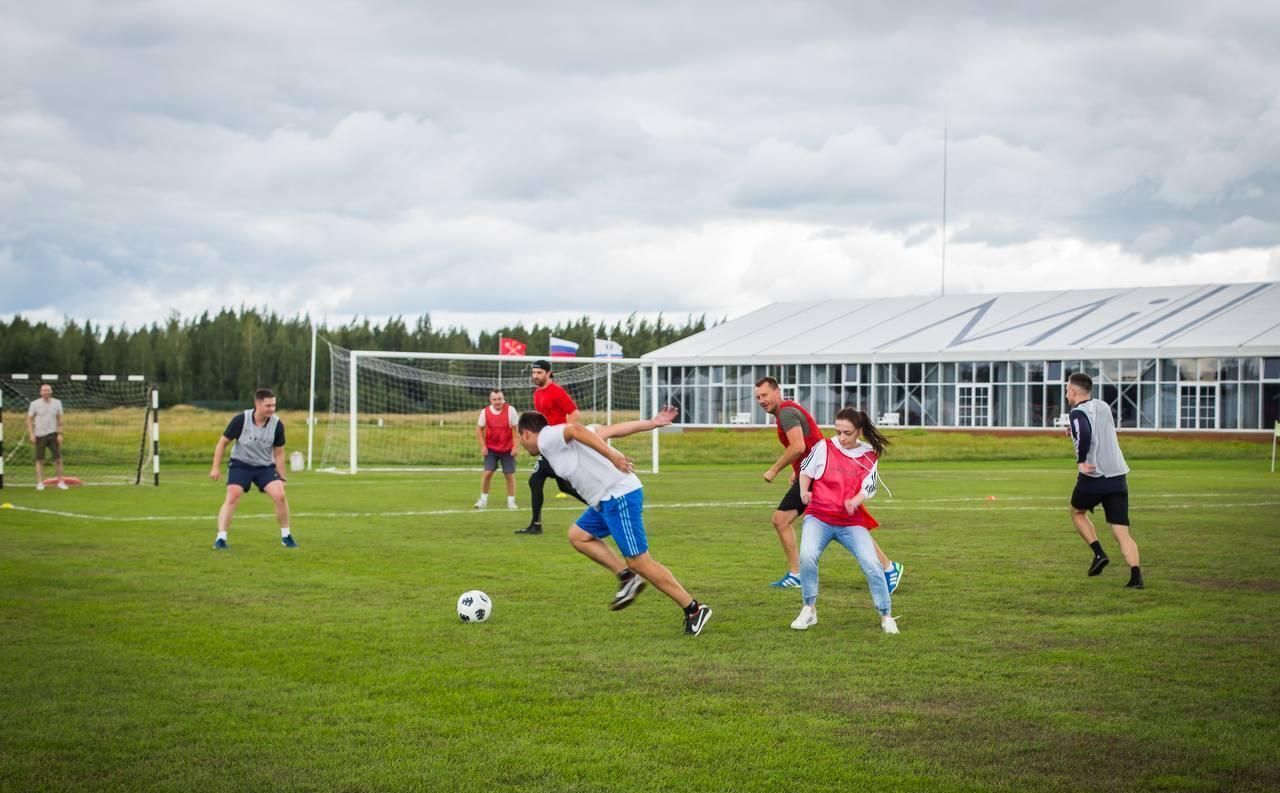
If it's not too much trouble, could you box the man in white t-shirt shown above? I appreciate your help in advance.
[26,383,67,491]
[514,406,713,636]
[474,390,520,510]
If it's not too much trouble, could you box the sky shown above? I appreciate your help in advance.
[2,1,1279,336]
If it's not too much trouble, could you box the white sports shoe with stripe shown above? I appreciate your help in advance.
[881,615,900,634]
[790,605,818,630]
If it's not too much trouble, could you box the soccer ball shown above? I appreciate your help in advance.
[457,590,492,623]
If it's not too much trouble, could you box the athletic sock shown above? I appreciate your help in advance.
[883,560,894,572]
[683,599,700,616]
[506,496,516,506]
[1128,566,1143,584]
[617,569,635,582]
[217,530,228,541]
[1089,541,1106,558]
[281,527,291,538]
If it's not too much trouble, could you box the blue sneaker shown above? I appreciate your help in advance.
[213,538,227,550]
[885,562,904,594]
[770,572,801,588]
[281,534,297,548]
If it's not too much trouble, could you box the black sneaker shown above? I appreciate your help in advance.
[1125,577,1145,590]
[514,523,543,535]
[610,574,646,610]
[1088,555,1110,576]
[684,603,712,636]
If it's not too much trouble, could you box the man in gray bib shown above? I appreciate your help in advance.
[209,388,296,549]
[1066,373,1143,589]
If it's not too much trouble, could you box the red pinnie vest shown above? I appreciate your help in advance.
[807,439,880,529]
[482,406,515,453]
[774,400,826,476]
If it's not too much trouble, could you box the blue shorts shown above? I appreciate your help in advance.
[228,464,282,493]
[575,488,648,558]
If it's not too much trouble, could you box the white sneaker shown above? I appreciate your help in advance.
[791,605,817,630]
[56,481,69,490]
[35,482,45,491]
[881,615,900,635]
[507,501,518,510]
[473,498,487,509]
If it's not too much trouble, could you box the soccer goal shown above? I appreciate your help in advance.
[0,374,160,489]
[315,344,661,473]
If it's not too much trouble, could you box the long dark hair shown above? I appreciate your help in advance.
[834,407,890,456]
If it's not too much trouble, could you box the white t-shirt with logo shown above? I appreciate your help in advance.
[537,424,642,508]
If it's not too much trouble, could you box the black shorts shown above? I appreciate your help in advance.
[484,450,516,474]
[35,433,62,462]
[228,464,283,493]
[776,478,807,515]
[1070,487,1130,526]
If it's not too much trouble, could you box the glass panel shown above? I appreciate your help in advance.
[669,368,683,386]
[1046,361,1062,382]
[1029,385,1048,427]
[843,364,859,384]
[812,365,829,385]
[1160,359,1178,382]
[908,363,923,383]
[875,386,890,417]
[894,364,907,385]
[1139,384,1156,428]
[1218,359,1239,382]
[942,386,956,425]
[1102,359,1121,383]
[1026,361,1044,383]
[993,361,1008,382]
[1141,360,1157,383]
[1160,384,1177,428]
[1119,384,1138,428]
[1263,384,1280,427]
[942,362,956,383]
[992,384,1006,426]
[1264,359,1280,380]
[1220,383,1238,429]
[711,366,725,384]
[876,364,892,385]
[1098,384,1119,425]
[1242,383,1261,429]
[925,363,939,384]
[1176,359,1197,381]
[924,385,940,426]
[860,364,871,384]
[959,362,974,383]
[906,385,923,426]
[797,385,812,407]
[1198,359,1218,382]
[1011,361,1026,382]
[974,363,991,383]
[1240,358,1260,381]
[1010,383,1026,427]
[694,367,710,386]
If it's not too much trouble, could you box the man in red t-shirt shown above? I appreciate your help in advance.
[515,359,587,535]
[754,376,901,592]
[475,389,520,510]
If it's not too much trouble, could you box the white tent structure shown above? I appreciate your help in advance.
[643,282,1280,432]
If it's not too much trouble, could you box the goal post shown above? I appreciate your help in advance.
[0,374,159,488]
[316,344,661,473]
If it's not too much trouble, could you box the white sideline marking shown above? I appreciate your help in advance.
[6,498,1280,523]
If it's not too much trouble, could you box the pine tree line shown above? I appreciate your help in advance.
[0,309,710,408]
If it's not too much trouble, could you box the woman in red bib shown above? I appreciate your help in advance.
[793,408,898,635]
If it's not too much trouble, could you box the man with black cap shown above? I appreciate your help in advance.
[516,359,587,534]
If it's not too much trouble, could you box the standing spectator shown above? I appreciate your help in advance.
[27,384,67,491]
[475,389,520,510]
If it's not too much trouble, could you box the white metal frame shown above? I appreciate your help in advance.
[334,351,658,474]
[1176,383,1219,430]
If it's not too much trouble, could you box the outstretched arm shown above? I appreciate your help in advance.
[594,406,679,441]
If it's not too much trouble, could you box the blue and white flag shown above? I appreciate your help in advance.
[594,339,623,358]
[549,336,579,358]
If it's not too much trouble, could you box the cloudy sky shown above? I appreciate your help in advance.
[2,1,1279,335]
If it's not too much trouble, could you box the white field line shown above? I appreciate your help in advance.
[6,496,1280,523]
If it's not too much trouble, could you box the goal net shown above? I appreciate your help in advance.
[1,375,158,488]
[317,344,660,473]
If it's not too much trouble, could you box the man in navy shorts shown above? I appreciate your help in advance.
[209,388,296,549]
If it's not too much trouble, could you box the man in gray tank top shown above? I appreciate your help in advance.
[1066,373,1142,589]
[208,388,296,549]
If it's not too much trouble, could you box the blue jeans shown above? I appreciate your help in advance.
[799,515,891,615]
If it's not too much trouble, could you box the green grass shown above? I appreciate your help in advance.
[2,457,1279,792]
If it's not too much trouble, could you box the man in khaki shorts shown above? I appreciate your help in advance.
[26,383,67,491]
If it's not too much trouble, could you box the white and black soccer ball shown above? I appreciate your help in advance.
[456,590,492,623]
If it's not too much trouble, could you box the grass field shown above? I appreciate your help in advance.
[2,448,1279,791]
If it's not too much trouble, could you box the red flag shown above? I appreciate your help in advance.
[499,336,527,356]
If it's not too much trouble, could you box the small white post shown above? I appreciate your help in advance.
[307,322,318,471]
[1272,421,1278,474]
[349,351,359,474]
[650,361,660,474]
